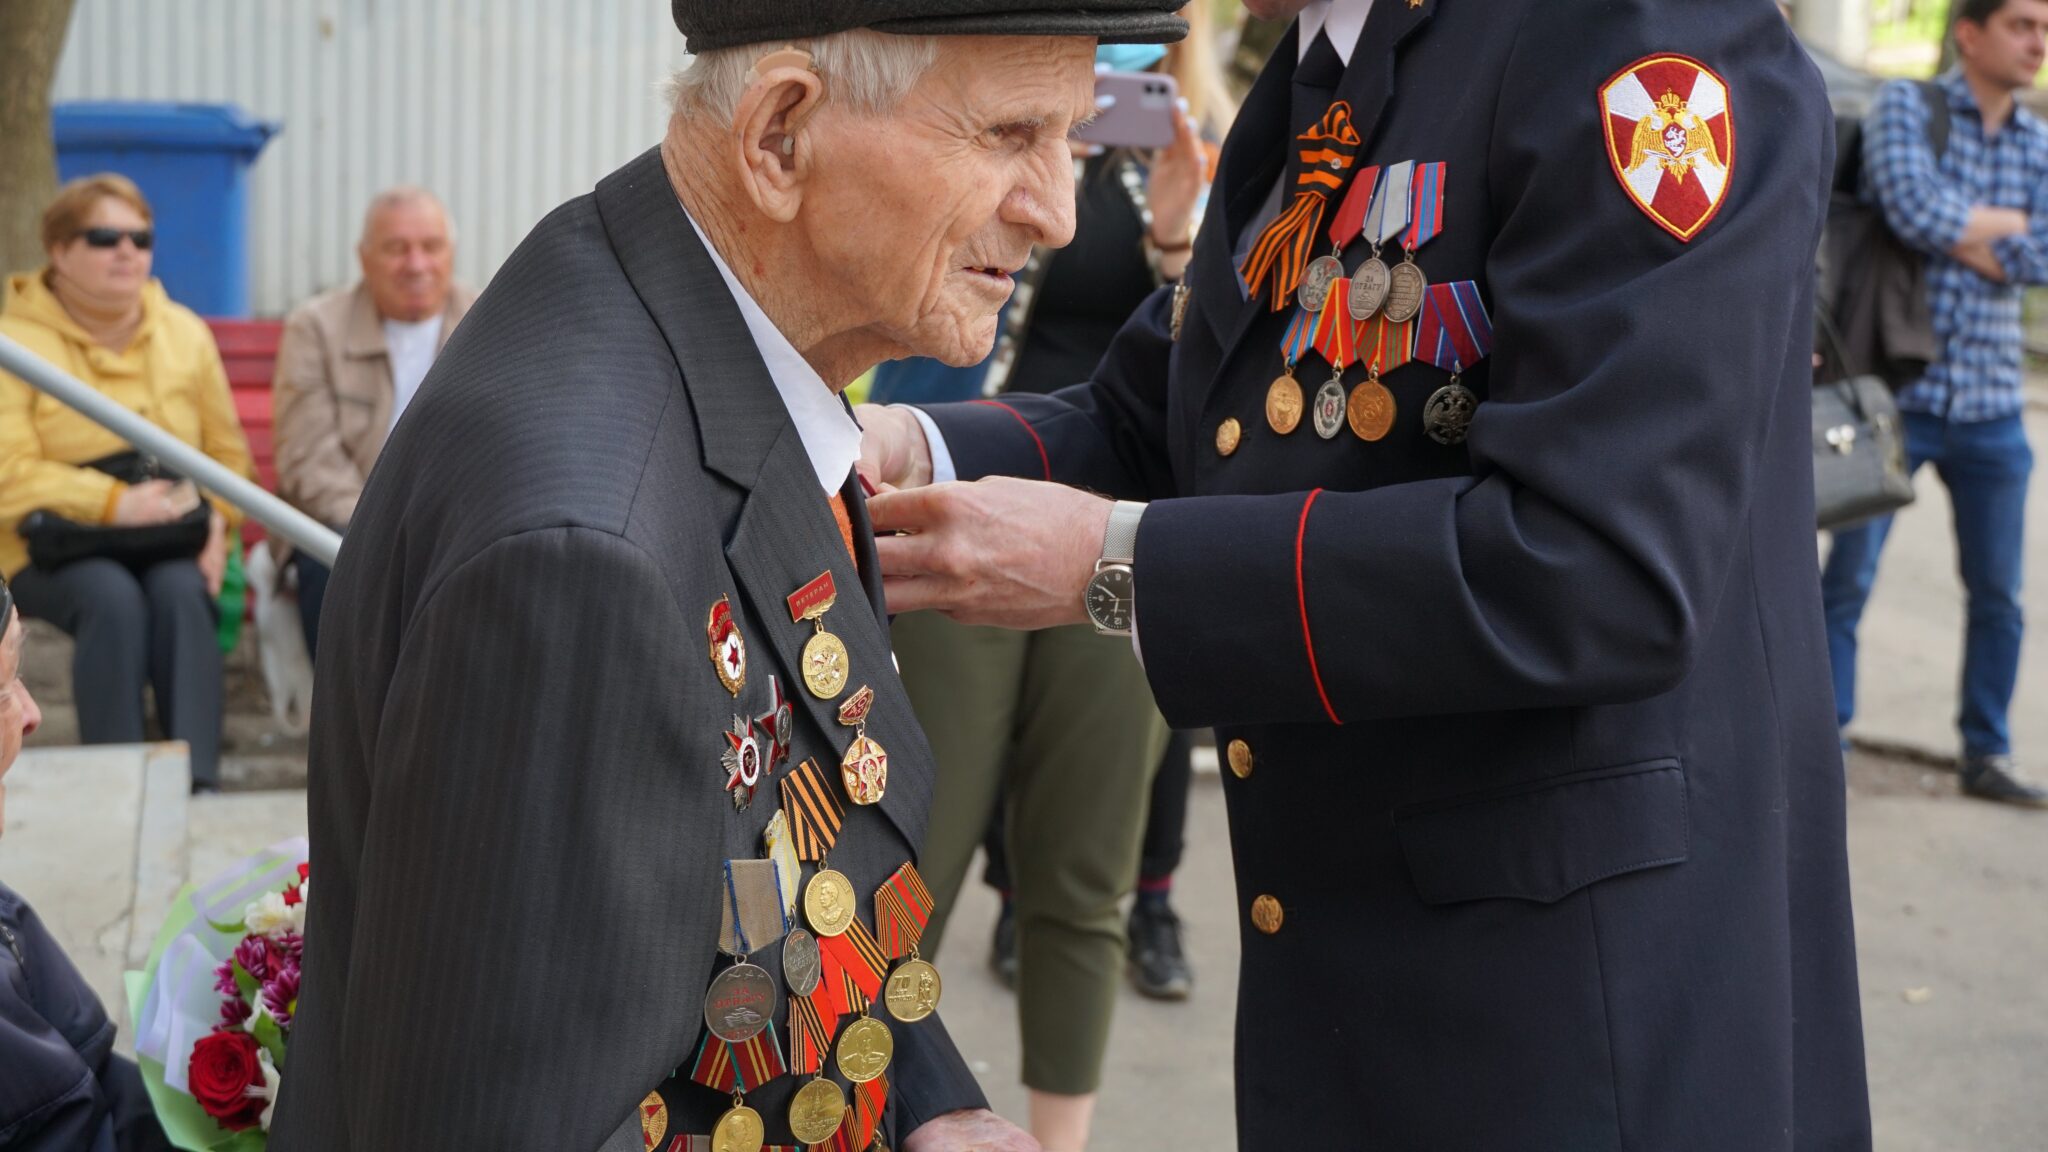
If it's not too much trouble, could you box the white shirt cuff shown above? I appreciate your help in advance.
[902,405,959,485]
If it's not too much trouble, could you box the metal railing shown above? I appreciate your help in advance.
[0,332,342,567]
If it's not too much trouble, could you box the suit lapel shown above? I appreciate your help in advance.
[592,148,934,850]
[1193,1,1441,421]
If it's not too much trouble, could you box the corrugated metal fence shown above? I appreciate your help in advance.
[52,0,692,316]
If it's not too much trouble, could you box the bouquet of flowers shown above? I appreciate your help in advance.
[123,839,309,1151]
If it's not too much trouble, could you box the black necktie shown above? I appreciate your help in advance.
[1291,30,1347,141]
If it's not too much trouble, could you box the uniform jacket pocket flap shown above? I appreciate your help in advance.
[1393,760,1689,906]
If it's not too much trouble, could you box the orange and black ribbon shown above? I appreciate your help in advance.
[687,1023,788,1094]
[779,759,844,862]
[875,863,934,960]
[1240,102,1364,311]
[830,1077,889,1152]
[789,994,831,1076]
[820,916,888,1004]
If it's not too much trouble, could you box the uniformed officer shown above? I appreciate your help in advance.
[857,0,1874,1147]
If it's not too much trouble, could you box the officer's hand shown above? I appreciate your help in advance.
[854,402,935,491]
[903,1108,1041,1152]
[869,477,1113,630]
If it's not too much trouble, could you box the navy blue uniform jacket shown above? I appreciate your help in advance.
[918,1,1873,1147]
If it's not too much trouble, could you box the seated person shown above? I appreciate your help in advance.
[0,573,172,1151]
[271,187,476,658]
[0,174,257,794]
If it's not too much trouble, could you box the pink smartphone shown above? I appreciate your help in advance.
[1074,70,1181,151]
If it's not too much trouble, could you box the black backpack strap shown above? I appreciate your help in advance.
[1915,79,1952,161]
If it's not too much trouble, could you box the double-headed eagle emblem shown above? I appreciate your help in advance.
[1627,89,1723,184]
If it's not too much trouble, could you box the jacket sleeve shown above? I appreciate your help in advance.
[191,324,258,532]
[1862,79,1972,258]
[0,359,125,530]
[915,283,1180,501]
[307,527,725,1151]
[0,894,120,1152]
[271,308,363,529]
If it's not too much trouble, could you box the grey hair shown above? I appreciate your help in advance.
[359,186,455,247]
[668,28,940,122]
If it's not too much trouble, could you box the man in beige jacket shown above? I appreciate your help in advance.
[273,187,477,656]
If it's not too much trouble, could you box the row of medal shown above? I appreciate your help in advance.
[1238,144,1495,448]
[708,569,888,815]
[659,575,915,1151]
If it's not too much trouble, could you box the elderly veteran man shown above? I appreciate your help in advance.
[858,0,1872,1147]
[271,187,476,659]
[266,3,1185,1151]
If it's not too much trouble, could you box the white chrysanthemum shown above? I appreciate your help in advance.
[244,891,296,936]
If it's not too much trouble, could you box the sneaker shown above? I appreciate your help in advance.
[1127,899,1193,1001]
[989,901,1018,990]
[1960,754,2048,809]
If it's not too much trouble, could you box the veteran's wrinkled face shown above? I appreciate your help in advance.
[360,196,455,323]
[801,37,1095,366]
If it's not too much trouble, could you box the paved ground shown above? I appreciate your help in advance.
[2,398,2043,1148]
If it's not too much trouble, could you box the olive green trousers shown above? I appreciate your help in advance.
[891,612,1167,1095]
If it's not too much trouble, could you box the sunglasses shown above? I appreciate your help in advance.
[76,227,154,250]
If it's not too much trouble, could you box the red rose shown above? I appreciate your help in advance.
[188,1030,267,1131]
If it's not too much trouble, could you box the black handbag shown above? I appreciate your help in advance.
[19,451,213,572]
[1813,311,1916,533]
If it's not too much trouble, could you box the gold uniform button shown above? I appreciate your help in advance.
[1226,739,1254,779]
[1215,418,1242,457]
[1251,894,1284,935]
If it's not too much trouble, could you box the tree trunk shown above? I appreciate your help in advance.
[0,0,78,279]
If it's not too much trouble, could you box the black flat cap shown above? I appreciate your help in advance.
[674,0,1188,53]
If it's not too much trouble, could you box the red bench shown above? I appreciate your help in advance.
[206,318,284,546]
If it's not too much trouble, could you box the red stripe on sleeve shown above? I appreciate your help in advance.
[1296,489,1342,726]
[969,399,1052,482]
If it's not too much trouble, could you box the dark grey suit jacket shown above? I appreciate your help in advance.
[269,147,986,1151]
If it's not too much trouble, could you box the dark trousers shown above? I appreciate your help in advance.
[985,729,1195,892]
[291,550,332,662]
[1822,412,2032,757]
[9,558,223,787]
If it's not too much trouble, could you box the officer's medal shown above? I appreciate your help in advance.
[788,1075,847,1145]
[1350,311,1413,443]
[1384,162,1445,325]
[706,595,747,695]
[1270,305,1322,436]
[1351,160,1412,322]
[788,571,850,700]
[1414,280,1494,446]
[712,1094,765,1152]
[836,685,888,806]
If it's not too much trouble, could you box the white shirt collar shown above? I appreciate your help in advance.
[684,208,863,496]
[1297,0,1374,65]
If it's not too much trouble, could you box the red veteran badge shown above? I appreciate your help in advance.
[1600,54,1734,242]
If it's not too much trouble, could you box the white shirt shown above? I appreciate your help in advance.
[1298,0,1375,66]
[685,211,863,496]
[382,314,443,431]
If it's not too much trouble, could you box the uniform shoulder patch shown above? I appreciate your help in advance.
[1599,54,1734,243]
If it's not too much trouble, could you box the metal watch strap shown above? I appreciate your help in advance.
[1100,501,1145,566]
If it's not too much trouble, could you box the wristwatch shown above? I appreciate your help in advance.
[1084,501,1146,637]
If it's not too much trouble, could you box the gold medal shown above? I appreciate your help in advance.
[804,867,857,937]
[1265,370,1304,436]
[788,1077,848,1145]
[711,1098,764,1152]
[884,957,943,1023]
[638,1091,669,1149]
[835,1015,894,1083]
[788,571,850,700]
[1347,372,1397,443]
[837,686,887,805]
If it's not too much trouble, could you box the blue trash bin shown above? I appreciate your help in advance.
[52,102,279,318]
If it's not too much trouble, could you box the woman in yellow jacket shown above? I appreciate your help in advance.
[0,174,256,792]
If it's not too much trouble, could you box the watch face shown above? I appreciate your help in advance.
[1085,566,1135,633]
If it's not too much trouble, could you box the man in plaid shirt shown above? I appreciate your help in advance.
[1824,0,2048,805]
